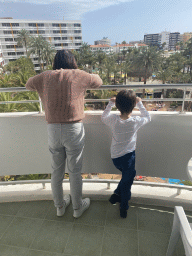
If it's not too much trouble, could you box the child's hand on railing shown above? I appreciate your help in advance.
[110,97,116,103]
[136,97,142,103]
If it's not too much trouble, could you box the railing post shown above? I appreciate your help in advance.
[107,182,110,189]
[181,88,186,113]
[42,183,46,189]
[177,188,181,195]
[39,96,43,113]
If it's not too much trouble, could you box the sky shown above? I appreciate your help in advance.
[0,0,192,45]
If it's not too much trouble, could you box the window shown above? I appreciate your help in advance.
[62,37,67,40]
[2,23,10,27]
[55,43,61,47]
[74,30,81,33]
[4,31,18,34]
[9,59,15,62]
[5,38,13,41]
[38,31,45,34]
[34,64,40,67]
[37,23,44,27]
[52,23,66,27]
[54,37,61,40]
[8,52,16,55]
[74,23,81,27]
[53,30,67,33]
[11,23,19,26]
[6,45,15,48]
[30,31,37,34]
[28,23,36,27]
[75,37,82,40]
[17,52,24,55]
[75,43,81,46]
[33,58,38,61]
[63,43,68,46]
[16,45,23,48]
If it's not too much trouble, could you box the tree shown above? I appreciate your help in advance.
[0,92,18,112]
[5,57,35,74]
[78,42,95,72]
[155,57,171,84]
[28,35,46,72]
[41,41,56,69]
[133,46,161,97]
[183,38,192,81]
[103,54,115,84]
[94,50,106,75]
[16,29,30,56]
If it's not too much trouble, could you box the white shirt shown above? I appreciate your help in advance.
[101,101,151,159]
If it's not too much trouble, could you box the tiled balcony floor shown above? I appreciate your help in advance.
[0,200,191,256]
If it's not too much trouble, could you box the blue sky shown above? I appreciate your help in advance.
[0,0,192,45]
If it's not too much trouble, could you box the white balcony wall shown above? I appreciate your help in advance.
[0,111,192,181]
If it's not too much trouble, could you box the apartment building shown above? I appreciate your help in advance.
[0,18,82,70]
[89,44,113,54]
[113,43,135,54]
[89,43,147,55]
[94,37,111,46]
[144,33,161,47]
[169,32,181,51]
[182,32,192,43]
[144,31,181,51]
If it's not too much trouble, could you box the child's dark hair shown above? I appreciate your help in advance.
[53,49,78,70]
[115,90,136,115]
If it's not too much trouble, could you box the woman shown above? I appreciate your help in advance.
[26,50,102,218]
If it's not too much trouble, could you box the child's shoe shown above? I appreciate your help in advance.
[120,208,127,218]
[73,198,90,218]
[109,193,121,205]
[57,194,70,217]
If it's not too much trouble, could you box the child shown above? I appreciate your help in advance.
[101,90,151,218]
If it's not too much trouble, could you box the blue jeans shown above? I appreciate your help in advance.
[112,151,136,210]
[47,122,85,210]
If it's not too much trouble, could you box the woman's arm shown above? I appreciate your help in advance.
[26,73,44,91]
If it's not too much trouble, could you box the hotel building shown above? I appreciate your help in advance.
[0,18,82,70]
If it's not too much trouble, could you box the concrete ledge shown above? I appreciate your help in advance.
[0,182,192,211]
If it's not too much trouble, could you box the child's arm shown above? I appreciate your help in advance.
[136,97,151,124]
[101,98,116,126]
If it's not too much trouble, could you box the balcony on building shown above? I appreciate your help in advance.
[0,84,192,256]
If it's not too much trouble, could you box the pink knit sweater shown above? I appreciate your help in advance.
[26,69,102,123]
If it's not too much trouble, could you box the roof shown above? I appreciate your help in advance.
[114,44,134,47]
[90,44,112,48]
[137,43,147,46]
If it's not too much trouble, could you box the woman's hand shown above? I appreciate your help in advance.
[110,97,116,103]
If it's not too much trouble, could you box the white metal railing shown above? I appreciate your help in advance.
[0,84,192,193]
[0,179,191,195]
[0,84,192,114]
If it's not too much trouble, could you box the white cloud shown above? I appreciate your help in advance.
[0,0,135,19]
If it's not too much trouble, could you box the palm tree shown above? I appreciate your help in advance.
[134,46,161,97]
[103,54,115,84]
[13,91,41,112]
[78,42,94,72]
[41,41,56,69]
[16,29,30,56]
[0,92,18,112]
[94,50,106,75]
[0,73,15,88]
[28,35,46,72]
